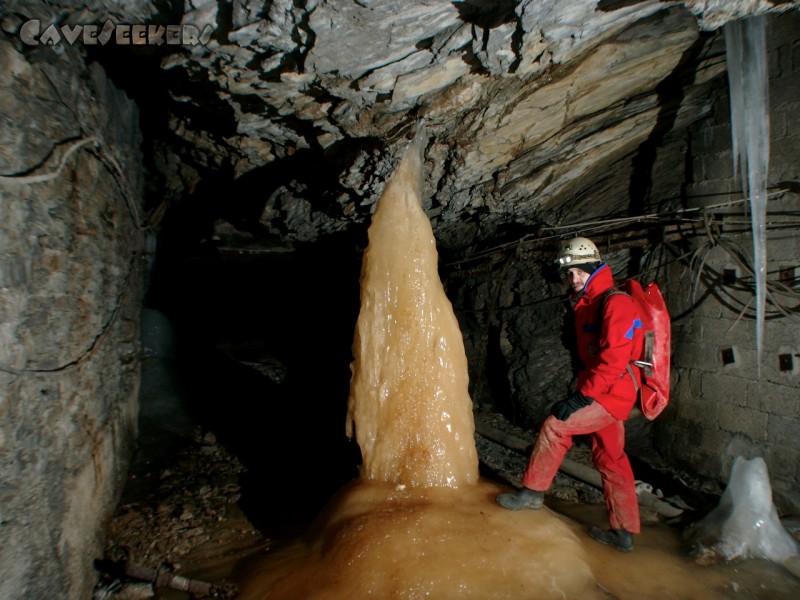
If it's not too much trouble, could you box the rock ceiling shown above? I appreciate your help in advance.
[7,1,799,256]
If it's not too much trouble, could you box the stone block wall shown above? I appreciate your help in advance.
[656,12,800,514]
[445,253,573,425]
[0,28,145,600]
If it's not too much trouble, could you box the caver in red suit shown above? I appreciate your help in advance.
[496,243,644,552]
[523,262,643,526]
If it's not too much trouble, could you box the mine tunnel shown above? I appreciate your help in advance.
[1,2,800,599]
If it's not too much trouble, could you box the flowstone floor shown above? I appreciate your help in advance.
[94,365,800,599]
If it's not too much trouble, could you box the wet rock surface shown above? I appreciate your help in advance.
[6,1,795,255]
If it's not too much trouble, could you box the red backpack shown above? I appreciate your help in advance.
[605,279,671,420]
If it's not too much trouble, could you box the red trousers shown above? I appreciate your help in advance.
[522,402,640,534]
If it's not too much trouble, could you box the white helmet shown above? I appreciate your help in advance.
[556,237,601,267]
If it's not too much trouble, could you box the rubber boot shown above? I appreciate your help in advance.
[588,527,634,552]
[495,487,544,510]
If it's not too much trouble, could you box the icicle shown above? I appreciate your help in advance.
[724,16,770,377]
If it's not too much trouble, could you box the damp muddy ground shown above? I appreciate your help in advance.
[93,402,800,600]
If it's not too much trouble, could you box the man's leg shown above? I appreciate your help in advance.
[588,419,640,551]
[523,402,617,491]
[496,402,617,510]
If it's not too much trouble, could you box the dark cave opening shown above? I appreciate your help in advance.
[83,30,373,534]
[143,210,366,532]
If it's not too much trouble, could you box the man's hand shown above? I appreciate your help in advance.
[551,391,594,421]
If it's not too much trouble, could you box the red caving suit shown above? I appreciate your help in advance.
[522,263,644,533]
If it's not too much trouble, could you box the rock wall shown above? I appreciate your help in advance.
[656,13,800,514]
[0,31,145,600]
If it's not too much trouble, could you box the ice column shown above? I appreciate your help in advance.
[688,456,798,564]
[724,16,770,376]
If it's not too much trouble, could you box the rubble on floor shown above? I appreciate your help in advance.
[93,428,266,599]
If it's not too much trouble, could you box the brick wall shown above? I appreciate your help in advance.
[656,12,800,514]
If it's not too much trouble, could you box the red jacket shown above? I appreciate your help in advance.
[572,264,644,420]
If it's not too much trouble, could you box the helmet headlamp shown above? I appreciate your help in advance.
[556,237,602,268]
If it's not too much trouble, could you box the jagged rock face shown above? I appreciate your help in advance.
[4,0,794,253]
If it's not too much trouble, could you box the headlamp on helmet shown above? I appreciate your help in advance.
[556,237,601,267]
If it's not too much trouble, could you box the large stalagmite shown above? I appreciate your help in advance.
[346,129,479,488]
[236,132,600,599]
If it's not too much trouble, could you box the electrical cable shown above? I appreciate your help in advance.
[0,135,150,231]
[0,135,149,375]
[443,188,794,268]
